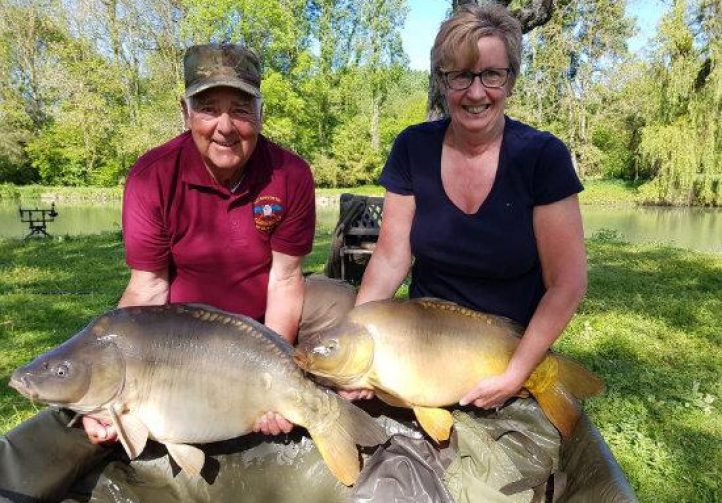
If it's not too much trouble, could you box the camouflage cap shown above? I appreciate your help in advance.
[183,44,261,99]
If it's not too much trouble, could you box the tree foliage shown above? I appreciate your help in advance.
[0,0,420,187]
[636,0,722,206]
[1,0,722,205]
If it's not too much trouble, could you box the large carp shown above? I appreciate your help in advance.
[9,304,387,485]
[294,298,604,442]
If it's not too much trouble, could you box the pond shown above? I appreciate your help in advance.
[1,200,721,253]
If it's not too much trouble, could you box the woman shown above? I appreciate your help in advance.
[354,3,587,414]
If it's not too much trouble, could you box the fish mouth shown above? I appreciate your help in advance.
[8,374,39,400]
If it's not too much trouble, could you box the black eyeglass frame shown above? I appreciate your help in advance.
[440,68,513,90]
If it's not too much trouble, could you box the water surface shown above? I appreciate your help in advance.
[1,200,720,253]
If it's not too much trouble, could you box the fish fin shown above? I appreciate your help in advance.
[412,406,453,444]
[105,405,146,460]
[307,394,388,486]
[115,413,149,460]
[374,388,409,408]
[165,443,205,477]
[533,381,581,439]
[527,354,605,439]
[555,354,605,399]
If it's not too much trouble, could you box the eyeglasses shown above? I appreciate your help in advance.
[441,68,512,90]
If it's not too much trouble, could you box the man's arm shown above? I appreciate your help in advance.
[252,251,305,436]
[264,251,304,344]
[118,268,170,307]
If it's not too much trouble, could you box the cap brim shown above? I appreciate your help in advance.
[185,77,261,99]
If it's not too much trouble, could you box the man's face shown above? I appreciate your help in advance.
[182,87,261,184]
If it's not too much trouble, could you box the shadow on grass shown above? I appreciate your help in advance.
[584,239,722,342]
[576,340,721,502]
[0,233,128,296]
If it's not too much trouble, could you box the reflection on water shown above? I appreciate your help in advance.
[1,200,721,253]
[581,206,722,253]
[0,201,122,239]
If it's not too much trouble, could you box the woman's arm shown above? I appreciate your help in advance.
[460,194,587,408]
[355,191,416,306]
[341,192,415,401]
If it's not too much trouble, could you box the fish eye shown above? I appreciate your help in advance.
[55,363,70,378]
[311,338,340,357]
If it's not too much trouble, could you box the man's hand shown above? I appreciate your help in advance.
[82,415,118,445]
[338,389,375,401]
[252,411,294,436]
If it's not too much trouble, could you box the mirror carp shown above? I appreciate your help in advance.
[9,304,387,485]
[294,298,604,442]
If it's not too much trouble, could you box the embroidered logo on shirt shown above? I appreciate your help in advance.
[253,195,283,232]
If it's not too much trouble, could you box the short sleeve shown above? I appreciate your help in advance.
[270,158,315,256]
[533,136,584,205]
[122,170,171,271]
[379,129,413,195]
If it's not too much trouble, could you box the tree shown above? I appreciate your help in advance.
[0,0,68,182]
[511,0,633,177]
[636,0,722,205]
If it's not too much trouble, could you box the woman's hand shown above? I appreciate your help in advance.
[253,411,294,436]
[338,389,375,401]
[459,371,525,409]
[82,415,118,445]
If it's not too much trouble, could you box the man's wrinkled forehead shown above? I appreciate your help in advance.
[191,88,257,107]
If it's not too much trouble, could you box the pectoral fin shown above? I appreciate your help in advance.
[106,406,148,460]
[374,389,409,408]
[165,443,205,477]
[412,406,453,443]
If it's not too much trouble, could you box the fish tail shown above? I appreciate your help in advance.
[307,393,388,486]
[529,355,605,439]
[532,381,582,439]
[555,354,605,399]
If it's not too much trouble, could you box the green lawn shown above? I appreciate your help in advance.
[1,229,720,502]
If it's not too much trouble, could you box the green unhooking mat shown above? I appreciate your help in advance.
[0,399,637,503]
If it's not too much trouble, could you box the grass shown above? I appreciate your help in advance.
[579,179,642,206]
[1,228,720,502]
[0,184,123,202]
[3,179,638,206]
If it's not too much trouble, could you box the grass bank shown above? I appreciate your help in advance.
[2,180,639,206]
[0,184,123,203]
[0,229,720,502]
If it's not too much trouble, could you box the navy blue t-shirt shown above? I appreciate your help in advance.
[379,117,583,325]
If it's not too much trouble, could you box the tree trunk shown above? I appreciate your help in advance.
[371,94,381,152]
[428,0,559,120]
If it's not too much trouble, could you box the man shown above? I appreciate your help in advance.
[2,43,318,503]
[81,44,315,442]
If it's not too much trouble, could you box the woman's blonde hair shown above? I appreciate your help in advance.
[431,3,522,90]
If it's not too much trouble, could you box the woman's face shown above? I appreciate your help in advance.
[444,36,510,137]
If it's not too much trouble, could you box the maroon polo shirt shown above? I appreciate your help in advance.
[122,131,315,320]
